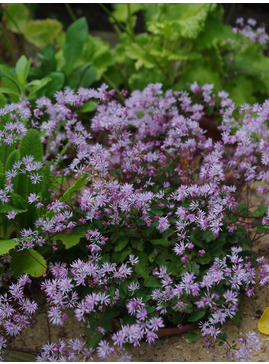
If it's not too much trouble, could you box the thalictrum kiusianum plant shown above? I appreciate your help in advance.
[0,82,268,361]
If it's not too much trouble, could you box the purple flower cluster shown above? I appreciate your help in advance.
[233,17,269,45]
[1,81,269,361]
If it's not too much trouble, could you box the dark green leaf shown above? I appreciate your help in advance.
[63,17,88,76]
[152,238,169,246]
[11,249,47,278]
[114,236,129,252]
[188,310,206,322]
[184,331,200,342]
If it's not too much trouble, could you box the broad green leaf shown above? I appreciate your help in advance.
[4,3,30,33]
[0,143,15,166]
[0,239,18,255]
[79,101,96,113]
[145,4,217,39]
[24,19,63,49]
[54,228,86,249]
[11,193,27,210]
[184,331,200,342]
[0,203,27,214]
[27,77,51,99]
[60,174,88,202]
[39,43,57,72]
[15,55,31,86]
[0,87,20,97]
[19,129,43,162]
[43,72,65,97]
[112,246,132,264]
[0,65,21,91]
[188,310,206,322]
[145,276,162,287]
[68,63,96,89]
[6,149,20,172]
[134,252,149,278]
[63,17,88,76]
[11,249,47,278]
[114,236,129,252]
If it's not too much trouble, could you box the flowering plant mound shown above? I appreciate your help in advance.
[0,83,268,360]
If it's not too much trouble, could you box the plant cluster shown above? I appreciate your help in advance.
[1,4,269,105]
[0,81,268,360]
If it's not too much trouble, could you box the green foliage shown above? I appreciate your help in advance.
[185,331,200,342]
[19,129,43,161]
[54,228,86,249]
[24,19,62,49]
[63,17,88,76]
[0,239,19,255]
[60,174,88,203]
[4,3,62,49]
[10,248,47,278]
[0,56,50,101]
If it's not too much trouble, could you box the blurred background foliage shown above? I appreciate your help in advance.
[0,3,269,105]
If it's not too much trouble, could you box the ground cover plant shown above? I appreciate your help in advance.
[0,3,269,362]
[0,79,268,361]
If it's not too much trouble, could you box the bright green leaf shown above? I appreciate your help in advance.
[54,228,86,249]
[4,3,30,33]
[0,239,19,255]
[15,55,31,86]
[60,174,88,202]
[24,19,63,49]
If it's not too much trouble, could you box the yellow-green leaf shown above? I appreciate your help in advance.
[0,239,19,255]
[258,307,269,335]
[24,19,63,49]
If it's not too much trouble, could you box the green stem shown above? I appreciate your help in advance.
[127,4,134,37]
[225,3,235,24]
[65,3,77,23]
